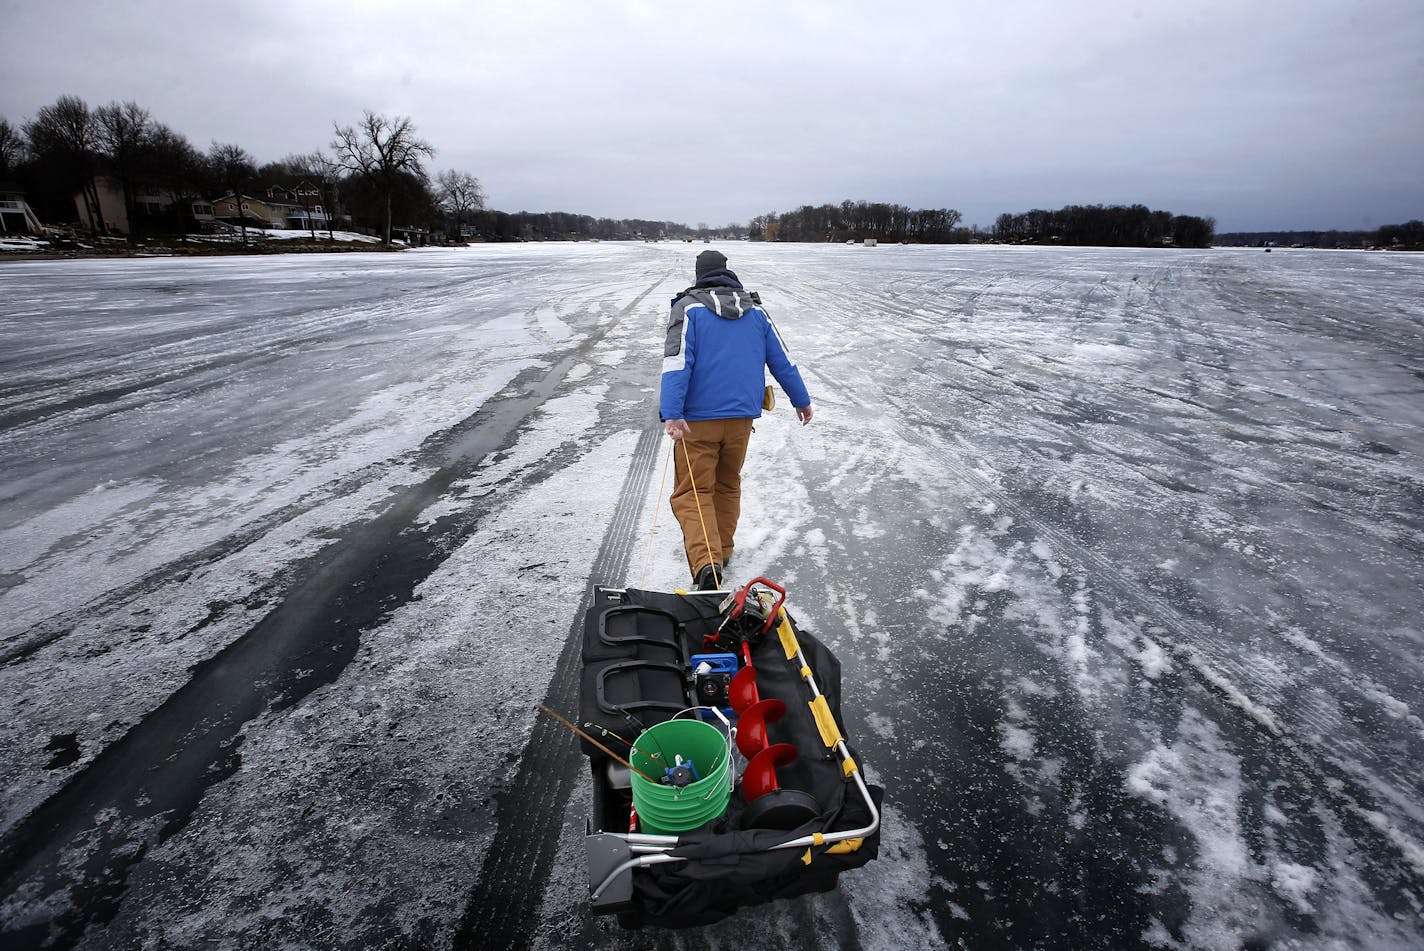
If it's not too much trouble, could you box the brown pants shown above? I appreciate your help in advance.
[670,418,754,577]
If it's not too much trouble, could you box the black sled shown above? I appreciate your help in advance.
[576,577,883,929]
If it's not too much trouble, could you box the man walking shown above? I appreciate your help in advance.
[660,250,813,590]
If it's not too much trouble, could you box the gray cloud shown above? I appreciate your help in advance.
[3,0,1420,230]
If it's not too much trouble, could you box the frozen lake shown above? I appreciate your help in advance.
[1,242,1421,948]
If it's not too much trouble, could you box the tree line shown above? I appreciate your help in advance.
[749,201,967,243]
[20,95,1415,252]
[1215,222,1424,250]
[746,201,1222,248]
[992,204,1215,248]
[468,210,706,242]
[0,94,722,246]
[2,95,1224,251]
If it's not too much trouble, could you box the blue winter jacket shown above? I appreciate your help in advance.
[659,269,811,422]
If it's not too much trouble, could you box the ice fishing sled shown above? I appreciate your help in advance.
[574,577,882,928]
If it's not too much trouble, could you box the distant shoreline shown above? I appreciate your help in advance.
[0,238,414,263]
[4,238,1418,265]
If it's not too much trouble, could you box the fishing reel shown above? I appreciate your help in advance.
[660,755,701,788]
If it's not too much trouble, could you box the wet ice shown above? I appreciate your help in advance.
[2,243,1422,948]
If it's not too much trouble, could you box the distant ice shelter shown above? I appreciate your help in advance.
[391,225,429,246]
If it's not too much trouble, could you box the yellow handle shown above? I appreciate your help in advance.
[826,837,864,855]
[808,696,844,748]
[777,615,800,660]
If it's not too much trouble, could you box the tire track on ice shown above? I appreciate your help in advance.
[454,422,661,950]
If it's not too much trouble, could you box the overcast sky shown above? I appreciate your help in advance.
[4,0,1421,231]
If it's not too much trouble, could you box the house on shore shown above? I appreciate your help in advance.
[212,188,330,232]
[263,183,332,232]
[69,178,334,236]
[0,183,45,235]
[73,175,216,234]
[211,193,276,228]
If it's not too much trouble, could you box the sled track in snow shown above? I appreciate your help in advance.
[454,422,662,949]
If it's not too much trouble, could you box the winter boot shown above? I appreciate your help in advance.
[694,563,723,591]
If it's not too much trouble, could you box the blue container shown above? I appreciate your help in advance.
[690,653,739,718]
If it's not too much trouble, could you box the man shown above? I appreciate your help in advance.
[660,249,813,590]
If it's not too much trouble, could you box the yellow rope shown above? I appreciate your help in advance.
[678,433,720,589]
[639,437,675,588]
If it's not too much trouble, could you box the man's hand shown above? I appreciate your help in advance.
[796,405,813,426]
[664,418,692,439]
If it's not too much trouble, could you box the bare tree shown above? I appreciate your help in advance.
[24,95,105,234]
[94,100,155,236]
[208,141,257,246]
[141,124,205,236]
[283,151,340,240]
[435,169,485,241]
[0,118,23,179]
[314,152,342,242]
[331,111,435,245]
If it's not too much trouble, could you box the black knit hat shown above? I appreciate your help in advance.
[695,249,728,279]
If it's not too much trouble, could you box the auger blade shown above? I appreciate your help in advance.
[734,698,787,760]
[728,663,760,715]
[741,743,798,802]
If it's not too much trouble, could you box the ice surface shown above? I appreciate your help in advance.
[2,243,1422,947]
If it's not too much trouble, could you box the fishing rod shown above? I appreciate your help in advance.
[585,719,670,766]
[613,709,673,767]
[536,703,660,785]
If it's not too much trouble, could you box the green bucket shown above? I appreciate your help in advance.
[630,717,732,835]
